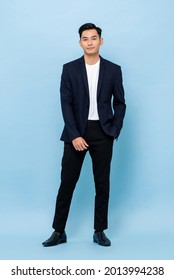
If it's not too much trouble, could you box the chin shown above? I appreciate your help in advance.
[86,51,97,55]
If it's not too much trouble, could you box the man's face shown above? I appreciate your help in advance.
[79,29,103,56]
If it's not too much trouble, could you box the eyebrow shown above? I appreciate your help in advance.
[81,35,98,39]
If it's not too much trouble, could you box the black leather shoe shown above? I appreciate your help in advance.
[42,231,67,247]
[93,231,111,246]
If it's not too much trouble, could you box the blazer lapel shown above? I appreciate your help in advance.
[79,56,89,95]
[97,57,105,98]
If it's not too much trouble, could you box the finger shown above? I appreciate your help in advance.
[74,145,83,151]
[79,145,86,151]
[77,144,87,151]
[81,144,88,149]
[82,139,89,147]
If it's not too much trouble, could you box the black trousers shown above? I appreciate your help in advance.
[52,121,114,232]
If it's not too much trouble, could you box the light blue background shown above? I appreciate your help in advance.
[0,0,174,260]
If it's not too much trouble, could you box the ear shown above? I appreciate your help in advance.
[79,40,83,48]
[100,38,104,45]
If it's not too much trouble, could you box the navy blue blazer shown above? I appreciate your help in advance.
[60,56,126,142]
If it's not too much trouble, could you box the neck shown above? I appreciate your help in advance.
[84,54,100,65]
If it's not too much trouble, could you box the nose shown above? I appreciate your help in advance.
[87,39,92,45]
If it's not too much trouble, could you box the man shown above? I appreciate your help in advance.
[42,23,126,247]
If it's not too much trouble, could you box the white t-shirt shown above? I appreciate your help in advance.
[85,60,100,120]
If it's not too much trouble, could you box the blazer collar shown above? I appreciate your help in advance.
[79,55,105,65]
[80,56,105,97]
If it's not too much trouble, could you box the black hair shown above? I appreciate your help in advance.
[78,23,102,38]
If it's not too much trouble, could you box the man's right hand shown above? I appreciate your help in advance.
[72,137,89,151]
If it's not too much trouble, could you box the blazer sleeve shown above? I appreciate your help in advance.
[60,65,81,141]
[112,66,126,138]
